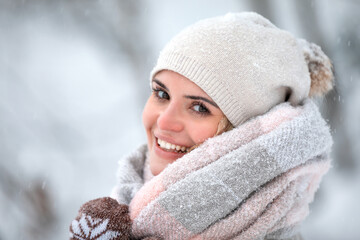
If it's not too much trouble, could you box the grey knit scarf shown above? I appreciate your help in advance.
[111,99,332,240]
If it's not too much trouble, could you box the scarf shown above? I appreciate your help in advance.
[111,99,332,240]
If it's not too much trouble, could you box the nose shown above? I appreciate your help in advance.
[157,104,184,132]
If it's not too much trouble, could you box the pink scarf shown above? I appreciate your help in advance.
[125,99,332,239]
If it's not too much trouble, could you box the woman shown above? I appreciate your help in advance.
[70,12,333,240]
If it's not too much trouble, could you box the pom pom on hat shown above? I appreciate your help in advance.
[298,39,334,97]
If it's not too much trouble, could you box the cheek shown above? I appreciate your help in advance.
[187,118,219,144]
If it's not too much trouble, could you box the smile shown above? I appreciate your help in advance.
[157,138,190,153]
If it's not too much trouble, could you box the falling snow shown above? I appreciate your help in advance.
[0,1,359,240]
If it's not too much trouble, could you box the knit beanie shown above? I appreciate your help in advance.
[150,12,333,127]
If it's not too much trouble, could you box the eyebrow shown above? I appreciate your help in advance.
[152,79,219,108]
[184,95,219,108]
[153,79,168,91]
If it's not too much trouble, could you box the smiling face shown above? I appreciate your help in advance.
[142,70,225,176]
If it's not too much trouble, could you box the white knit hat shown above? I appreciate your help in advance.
[151,12,332,127]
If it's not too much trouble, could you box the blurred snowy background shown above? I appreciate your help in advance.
[0,0,359,239]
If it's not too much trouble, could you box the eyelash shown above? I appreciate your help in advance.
[151,87,211,116]
[190,101,211,116]
[152,87,169,102]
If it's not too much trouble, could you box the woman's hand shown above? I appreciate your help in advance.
[69,197,131,240]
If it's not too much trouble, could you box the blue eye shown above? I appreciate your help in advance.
[158,90,169,99]
[192,102,210,115]
[152,88,170,100]
[193,104,207,112]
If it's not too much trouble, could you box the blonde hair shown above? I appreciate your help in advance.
[215,116,234,136]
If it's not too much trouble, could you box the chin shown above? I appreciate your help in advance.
[149,151,180,176]
[149,156,167,176]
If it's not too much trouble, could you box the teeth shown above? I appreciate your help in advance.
[157,138,189,153]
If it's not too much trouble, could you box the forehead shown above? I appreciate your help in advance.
[153,70,209,96]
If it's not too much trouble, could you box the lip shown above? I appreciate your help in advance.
[153,135,188,161]
[154,133,191,148]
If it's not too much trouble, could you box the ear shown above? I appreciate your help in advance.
[298,39,335,97]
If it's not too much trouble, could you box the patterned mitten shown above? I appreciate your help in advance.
[70,197,131,240]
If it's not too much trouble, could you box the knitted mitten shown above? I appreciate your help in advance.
[69,197,131,240]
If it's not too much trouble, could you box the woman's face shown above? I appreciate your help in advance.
[142,70,225,176]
